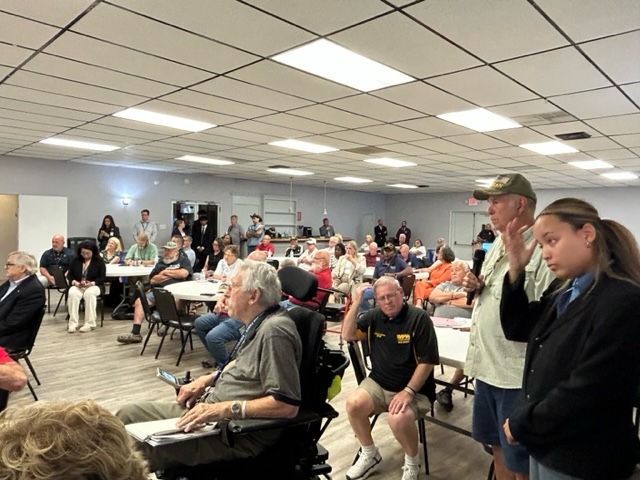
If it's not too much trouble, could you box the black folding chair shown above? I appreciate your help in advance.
[137,281,162,356]
[152,288,198,366]
[48,265,70,316]
[7,307,46,401]
[347,340,431,475]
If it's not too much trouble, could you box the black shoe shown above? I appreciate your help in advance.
[201,359,215,369]
[436,388,454,412]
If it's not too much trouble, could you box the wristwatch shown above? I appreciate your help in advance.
[230,401,242,418]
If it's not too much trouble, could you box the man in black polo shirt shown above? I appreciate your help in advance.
[343,276,439,480]
[37,234,74,287]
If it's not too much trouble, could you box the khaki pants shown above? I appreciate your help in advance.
[117,401,282,471]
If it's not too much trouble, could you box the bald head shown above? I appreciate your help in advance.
[51,235,65,252]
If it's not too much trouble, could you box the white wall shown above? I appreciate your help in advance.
[387,187,640,251]
[0,155,386,248]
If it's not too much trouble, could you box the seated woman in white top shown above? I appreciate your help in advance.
[409,239,426,259]
[210,245,243,282]
[332,241,366,295]
[359,234,373,252]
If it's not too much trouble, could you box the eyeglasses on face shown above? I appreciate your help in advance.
[375,292,399,303]
[4,263,16,268]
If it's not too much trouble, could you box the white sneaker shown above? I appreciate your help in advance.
[401,464,420,480]
[78,325,94,333]
[67,327,77,333]
[346,448,381,480]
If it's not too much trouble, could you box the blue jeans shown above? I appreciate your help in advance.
[194,313,243,365]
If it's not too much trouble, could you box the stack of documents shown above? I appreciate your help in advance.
[126,417,219,446]
[431,316,472,329]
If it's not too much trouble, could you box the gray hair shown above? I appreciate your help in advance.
[8,251,38,274]
[452,260,470,272]
[372,275,401,295]
[238,260,282,306]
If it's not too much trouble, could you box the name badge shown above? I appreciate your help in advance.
[396,333,410,344]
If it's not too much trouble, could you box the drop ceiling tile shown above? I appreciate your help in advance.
[550,87,637,120]
[397,116,470,137]
[560,136,620,152]
[141,98,243,127]
[24,54,177,98]
[0,11,59,49]
[481,157,527,168]
[621,83,640,106]
[534,0,640,42]
[0,0,95,27]
[111,0,314,56]
[199,127,272,146]
[0,43,33,67]
[88,120,173,142]
[0,65,13,79]
[45,32,212,86]
[406,0,568,62]
[327,94,420,123]
[380,143,437,156]
[6,70,148,106]
[0,109,84,128]
[160,90,271,121]
[0,84,119,114]
[612,134,640,148]
[427,67,537,107]
[255,113,340,135]
[357,124,427,142]
[230,120,310,139]
[242,0,391,35]
[530,120,602,138]
[330,12,480,79]
[326,130,394,146]
[192,77,312,112]
[72,4,257,74]
[586,114,640,136]
[580,31,640,85]
[486,128,550,145]
[586,149,638,160]
[484,146,537,158]
[286,104,379,129]
[410,138,471,154]
[374,81,474,116]
[495,47,610,97]
[230,60,357,102]
[447,133,509,150]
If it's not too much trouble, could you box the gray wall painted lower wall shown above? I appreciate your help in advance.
[386,187,640,249]
[3,154,640,256]
[0,155,386,249]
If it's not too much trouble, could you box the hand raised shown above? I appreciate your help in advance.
[503,219,537,280]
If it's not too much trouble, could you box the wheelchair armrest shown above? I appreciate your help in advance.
[227,409,322,434]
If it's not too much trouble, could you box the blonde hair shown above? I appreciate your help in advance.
[538,198,640,286]
[107,237,122,252]
[0,400,148,480]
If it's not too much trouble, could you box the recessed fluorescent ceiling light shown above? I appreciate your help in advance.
[267,168,314,176]
[569,160,613,170]
[113,108,216,132]
[40,138,119,152]
[176,155,234,166]
[272,39,413,92]
[269,139,338,154]
[364,158,417,168]
[389,184,418,189]
[437,108,521,132]
[601,171,638,180]
[519,141,578,155]
[334,176,372,184]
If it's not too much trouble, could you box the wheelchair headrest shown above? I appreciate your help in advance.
[278,266,317,302]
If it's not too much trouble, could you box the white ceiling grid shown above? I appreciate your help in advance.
[0,0,638,193]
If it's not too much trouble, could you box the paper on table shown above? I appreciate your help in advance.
[126,417,220,446]
[431,316,471,328]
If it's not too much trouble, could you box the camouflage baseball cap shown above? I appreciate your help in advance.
[473,173,536,202]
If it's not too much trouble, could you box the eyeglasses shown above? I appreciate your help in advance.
[4,263,16,268]
[375,292,399,303]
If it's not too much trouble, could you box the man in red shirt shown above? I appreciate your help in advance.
[255,235,275,257]
[363,242,380,268]
[281,251,331,310]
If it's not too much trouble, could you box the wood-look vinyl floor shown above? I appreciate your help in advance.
[13,293,632,480]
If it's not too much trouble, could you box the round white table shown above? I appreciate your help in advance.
[105,264,154,277]
[165,280,223,301]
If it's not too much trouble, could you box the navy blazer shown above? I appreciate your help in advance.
[501,273,640,480]
[0,274,46,350]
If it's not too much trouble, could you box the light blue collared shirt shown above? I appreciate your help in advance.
[0,275,31,303]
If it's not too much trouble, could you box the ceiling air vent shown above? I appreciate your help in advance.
[555,131,591,141]
[343,146,392,155]
[513,111,576,127]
